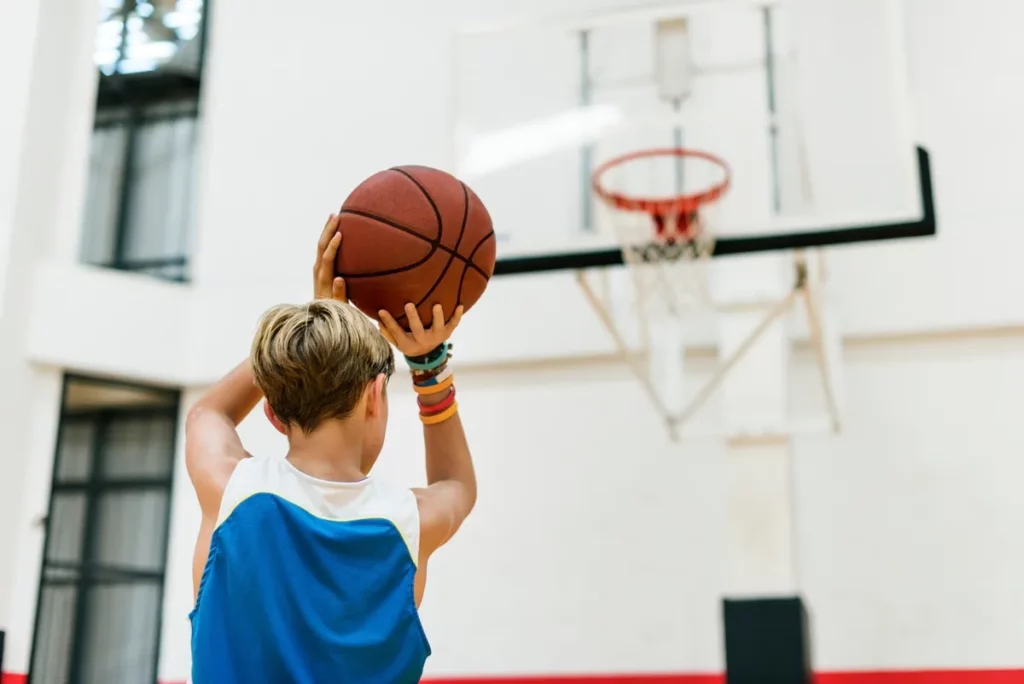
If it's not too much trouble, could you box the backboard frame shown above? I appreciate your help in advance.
[494,145,934,276]
[463,0,934,442]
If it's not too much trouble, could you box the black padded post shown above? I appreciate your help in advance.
[723,596,813,684]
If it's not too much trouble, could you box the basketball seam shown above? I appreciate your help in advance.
[394,181,472,325]
[335,209,489,281]
[456,229,496,306]
[335,213,440,279]
[389,168,443,242]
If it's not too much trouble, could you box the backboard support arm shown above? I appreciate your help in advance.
[575,252,842,441]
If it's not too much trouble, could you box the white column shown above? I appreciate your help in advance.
[0,0,47,659]
[712,253,799,597]
[158,388,204,683]
[0,0,102,672]
[0,0,42,305]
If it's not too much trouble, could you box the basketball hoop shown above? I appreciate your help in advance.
[592,147,731,243]
[591,147,731,316]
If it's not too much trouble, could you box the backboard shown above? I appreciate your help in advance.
[454,0,937,440]
[452,0,935,276]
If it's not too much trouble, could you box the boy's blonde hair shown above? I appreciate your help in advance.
[251,299,395,433]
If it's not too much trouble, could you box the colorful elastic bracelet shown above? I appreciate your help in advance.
[405,342,445,364]
[418,387,456,414]
[413,365,453,388]
[411,361,448,382]
[410,347,454,377]
[405,342,449,371]
[420,401,459,425]
[413,374,454,396]
[407,353,448,373]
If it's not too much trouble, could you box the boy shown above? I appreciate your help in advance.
[185,214,475,683]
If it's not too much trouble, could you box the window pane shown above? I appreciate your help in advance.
[95,1,205,76]
[55,421,95,482]
[43,566,81,583]
[121,114,197,280]
[78,583,161,684]
[79,123,130,267]
[29,584,78,684]
[101,415,176,479]
[44,493,88,565]
[92,490,169,571]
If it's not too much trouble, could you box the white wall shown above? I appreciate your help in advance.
[153,335,1024,681]
[1,0,1023,680]
[13,0,1019,380]
[143,0,1024,378]
[0,0,102,654]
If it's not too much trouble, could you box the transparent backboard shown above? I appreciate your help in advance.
[452,0,931,273]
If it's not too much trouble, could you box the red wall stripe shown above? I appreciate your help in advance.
[4,669,1024,683]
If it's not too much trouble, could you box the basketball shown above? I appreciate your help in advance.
[335,166,496,328]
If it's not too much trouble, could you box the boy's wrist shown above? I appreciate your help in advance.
[410,347,457,424]
[404,342,449,368]
[418,387,452,407]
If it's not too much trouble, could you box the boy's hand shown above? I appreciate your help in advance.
[314,213,347,302]
[379,304,464,358]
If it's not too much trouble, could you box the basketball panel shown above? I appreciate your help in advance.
[342,169,441,242]
[335,213,435,276]
[344,250,449,322]
[394,166,472,251]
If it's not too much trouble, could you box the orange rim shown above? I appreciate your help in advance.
[591,148,731,218]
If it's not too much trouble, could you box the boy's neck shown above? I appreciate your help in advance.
[284,420,367,483]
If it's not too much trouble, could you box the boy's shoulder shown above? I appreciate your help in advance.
[219,456,423,558]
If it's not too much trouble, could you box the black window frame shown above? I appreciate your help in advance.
[82,0,211,283]
[27,375,182,684]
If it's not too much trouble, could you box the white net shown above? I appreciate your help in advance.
[593,149,729,325]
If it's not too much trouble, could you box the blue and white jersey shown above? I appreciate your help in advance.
[190,454,430,683]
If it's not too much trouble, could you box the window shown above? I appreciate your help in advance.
[79,0,208,282]
[29,377,181,684]
[95,0,204,77]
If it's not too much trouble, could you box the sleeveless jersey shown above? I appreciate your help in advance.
[189,454,430,683]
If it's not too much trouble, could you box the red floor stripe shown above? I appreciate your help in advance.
[424,676,722,684]
[4,668,1024,683]
[422,672,1024,684]
[816,671,1024,684]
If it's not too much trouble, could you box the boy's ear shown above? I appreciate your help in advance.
[365,374,387,418]
[263,400,288,435]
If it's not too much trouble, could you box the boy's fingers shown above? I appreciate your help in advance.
[332,277,347,302]
[378,310,408,345]
[405,303,426,341]
[317,213,339,259]
[445,305,465,335]
[430,304,444,333]
[319,233,341,275]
